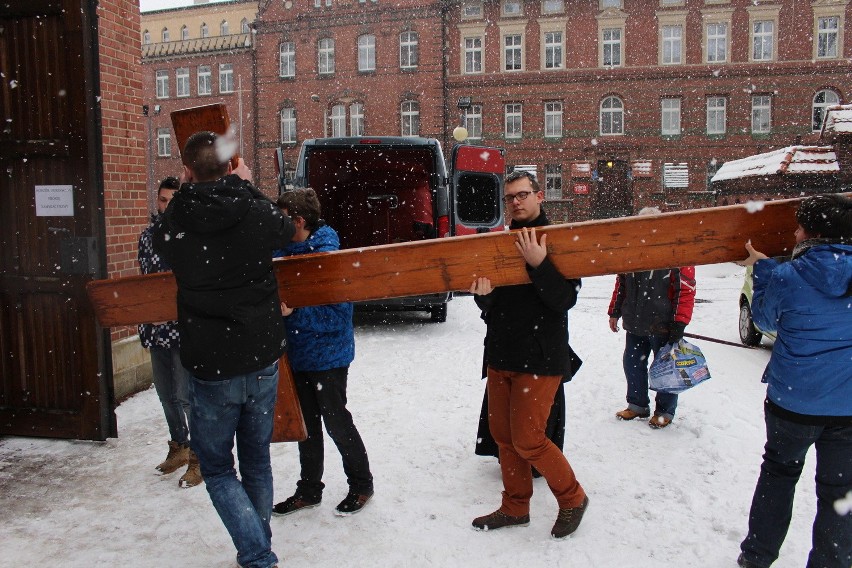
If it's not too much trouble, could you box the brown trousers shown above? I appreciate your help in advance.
[487,367,586,516]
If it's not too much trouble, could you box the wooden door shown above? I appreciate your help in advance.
[591,160,633,219]
[0,0,115,440]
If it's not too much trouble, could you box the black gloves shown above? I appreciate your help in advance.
[668,321,686,344]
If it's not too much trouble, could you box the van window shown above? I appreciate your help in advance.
[455,172,502,226]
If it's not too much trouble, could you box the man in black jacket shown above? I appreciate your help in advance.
[469,170,588,540]
[154,131,295,568]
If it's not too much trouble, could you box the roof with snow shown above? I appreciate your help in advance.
[821,104,852,136]
[710,145,838,183]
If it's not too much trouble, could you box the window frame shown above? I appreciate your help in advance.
[175,67,190,98]
[661,97,681,136]
[197,65,212,96]
[816,15,841,59]
[318,38,335,75]
[350,102,364,136]
[544,101,563,138]
[180,25,189,41]
[157,128,171,157]
[400,100,420,137]
[155,70,169,99]
[400,31,419,70]
[706,96,727,136]
[599,96,624,135]
[601,27,623,67]
[280,107,297,144]
[541,21,566,70]
[504,103,523,139]
[280,42,296,78]
[812,89,841,132]
[544,164,562,200]
[465,104,482,140]
[358,34,376,73]
[460,26,485,74]
[219,63,234,94]
[751,94,771,135]
[161,28,170,42]
[220,20,229,36]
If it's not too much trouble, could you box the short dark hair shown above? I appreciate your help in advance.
[277,188,322,231]
[159,176,180,192]
[182,131,228,182]
[505,169,541,193]
[796,193,852,241]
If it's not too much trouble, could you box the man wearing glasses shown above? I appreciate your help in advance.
[469,170,589,539]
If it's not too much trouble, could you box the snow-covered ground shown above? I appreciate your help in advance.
[1,264,817,567]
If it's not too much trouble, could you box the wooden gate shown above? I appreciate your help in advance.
[0,0,115,440]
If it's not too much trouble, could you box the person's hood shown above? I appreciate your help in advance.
[166,175,254,234]
[283,222,338,256]
[793,244,852,297]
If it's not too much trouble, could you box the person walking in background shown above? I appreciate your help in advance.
[154,131,295,568]
[469,170,588,540]
[736,193,852,568]
[608,207,696,429]
[137,176,200,488]
[272,189,374,518]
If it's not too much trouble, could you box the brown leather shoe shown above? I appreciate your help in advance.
[551,495,589,539]
[178,450,203,488]
[472,509,530,531]
[615,408,650,421]
[155,440,189,474]
[649,414,672,429]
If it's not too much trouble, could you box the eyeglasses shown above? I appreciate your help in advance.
[502,191,535,204]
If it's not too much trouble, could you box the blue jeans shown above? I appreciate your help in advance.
[189,362,279,568]
[150,346,190,445]
[623,332,678,419]
[740,409,852,568]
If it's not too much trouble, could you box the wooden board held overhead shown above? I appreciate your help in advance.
[170,103,240,170]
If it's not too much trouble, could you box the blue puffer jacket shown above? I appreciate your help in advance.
[274,224,354,372]
[752,243,852,417]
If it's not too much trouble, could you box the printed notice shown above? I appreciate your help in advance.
[35,185,74,217]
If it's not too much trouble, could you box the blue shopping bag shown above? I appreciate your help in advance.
[648,339,711,394]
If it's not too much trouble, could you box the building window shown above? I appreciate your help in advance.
[663,162,689,189]
[401,101,420,136]
[197,65,211,96]
[602,28,622,67]
[752,20,774,61]
[504,34,523,71]
[600,0,622,7]
[201,23,209,38]
[751,95,771,134]
[329,104,346,137]
[400,31,418,69]
[241,18,250,34]
[600,96,623,135]
[155,70,169,99]
[220,20,229,36]
[358,35,376,72]
[465,104,482,140]
[350,103,364,136]
[661,25,682,64]
[502,0,522,17]
[816,16,839,58]
[176,68,190,98]
[318,38,335,75]
[157,128,171,157]
[161,28,170,42]
[219,63,234,93]
[543,31,563,69]
[143,30,151,45]
[280,42,295,78]
[464,36,483,74]
[462,0,482,19]
[706,22,728,62]
[661,97,681,135]
[706,96,726,135]
[544,102,562,138]
[545,164,562,200]
[812,89,841,132]
[504,103,523,139]
[542,0,564,14]
[280,107,296,144]
[181,25,189,41]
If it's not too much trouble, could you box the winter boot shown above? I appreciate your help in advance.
[272,494,321,516]
[334,490,373,516]
[179,450,203,488]
[472,509,530,531]
[615,408,650,421]
[551,495,589,539]
[156,440,189,474]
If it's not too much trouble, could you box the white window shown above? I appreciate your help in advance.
[155,70,169,99]
[812,89,840,132]
[602,28,622,67]
[706,22,728,62]
[465,104,482,140]
[201,23,209,38]
[219,63,234,93]
[462,0,482,19]
[161,28,170,42]
[752,21,774,61]
[401,101,420,136]
[280,107,296,143]
[663,163,689,189]
[400,32,418,69]
[181,25,189,41]
[544,102,562,138]
[318,38,335,75]
[600,96,623,135]
[241,18,250,34]
[329,105,346,137]
[504,103,522,139]
[545,164,562,200]
[751,95,771,134]
[706,96,726,135]
[600,0,621,7]
[817,16,839,58]
[464,36,483,74]
[544,31,563,69]
[176,68,190,98]
[220,20,229,36]
[504,34,523,71]
[197,65,211,96]
[280,42,295,78]
[143,30,151,45]
[661,25,682,64]
[157,128,171,157]
[542,0,564,14]
[502,0,521,17]
[661,97,681,135]
[358,35,376,72]
[350,103,364,136]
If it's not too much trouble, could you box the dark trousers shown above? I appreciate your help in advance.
[293,366,373,501]
[740,409,852,568]
[623,331,678,418]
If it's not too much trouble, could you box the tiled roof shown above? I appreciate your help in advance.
[142,33,252,58]
[822,104,852,135]
[711,146,838,183]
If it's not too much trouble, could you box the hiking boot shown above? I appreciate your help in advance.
[472,509,530,531]
[737,553,762,568]
[649,414,672,429]
[179,450,203,488]
[272,495,321,517]
[551,495,589,539]
[615,408,650,421]
[334,490,373,516]
[156,440,189,474]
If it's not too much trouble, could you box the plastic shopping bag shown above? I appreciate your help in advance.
[648,339,711,394]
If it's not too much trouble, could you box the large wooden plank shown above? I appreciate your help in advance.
[86,198,804,328]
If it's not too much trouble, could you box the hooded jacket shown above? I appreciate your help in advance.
[153,174,295,380]
[752,243,852,419]
[138,213,180,349]
[607,267,696,337]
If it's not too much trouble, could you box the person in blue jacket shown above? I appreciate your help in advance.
[736,193,852,568]
[272,188,374,518]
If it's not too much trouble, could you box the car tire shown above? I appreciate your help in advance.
[739,301,762,346]
[430,303,448,323]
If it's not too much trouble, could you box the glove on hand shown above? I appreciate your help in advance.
[667,321,686,345]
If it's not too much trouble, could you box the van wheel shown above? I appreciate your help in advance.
[430,304,448,323]
[739,302,762,346]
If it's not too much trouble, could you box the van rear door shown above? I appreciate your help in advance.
[450,144,505,236]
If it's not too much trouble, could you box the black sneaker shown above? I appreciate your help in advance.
[737,553,762,568]
[334,491,373,516]
[472,509,530,531]
[272,495,320,517]
[551,495,589,539]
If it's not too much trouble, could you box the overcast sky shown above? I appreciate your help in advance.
[140,0,226,13]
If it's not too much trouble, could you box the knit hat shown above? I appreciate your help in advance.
[796,193,852,241]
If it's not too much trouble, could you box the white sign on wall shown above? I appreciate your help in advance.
[35,185,74,217]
